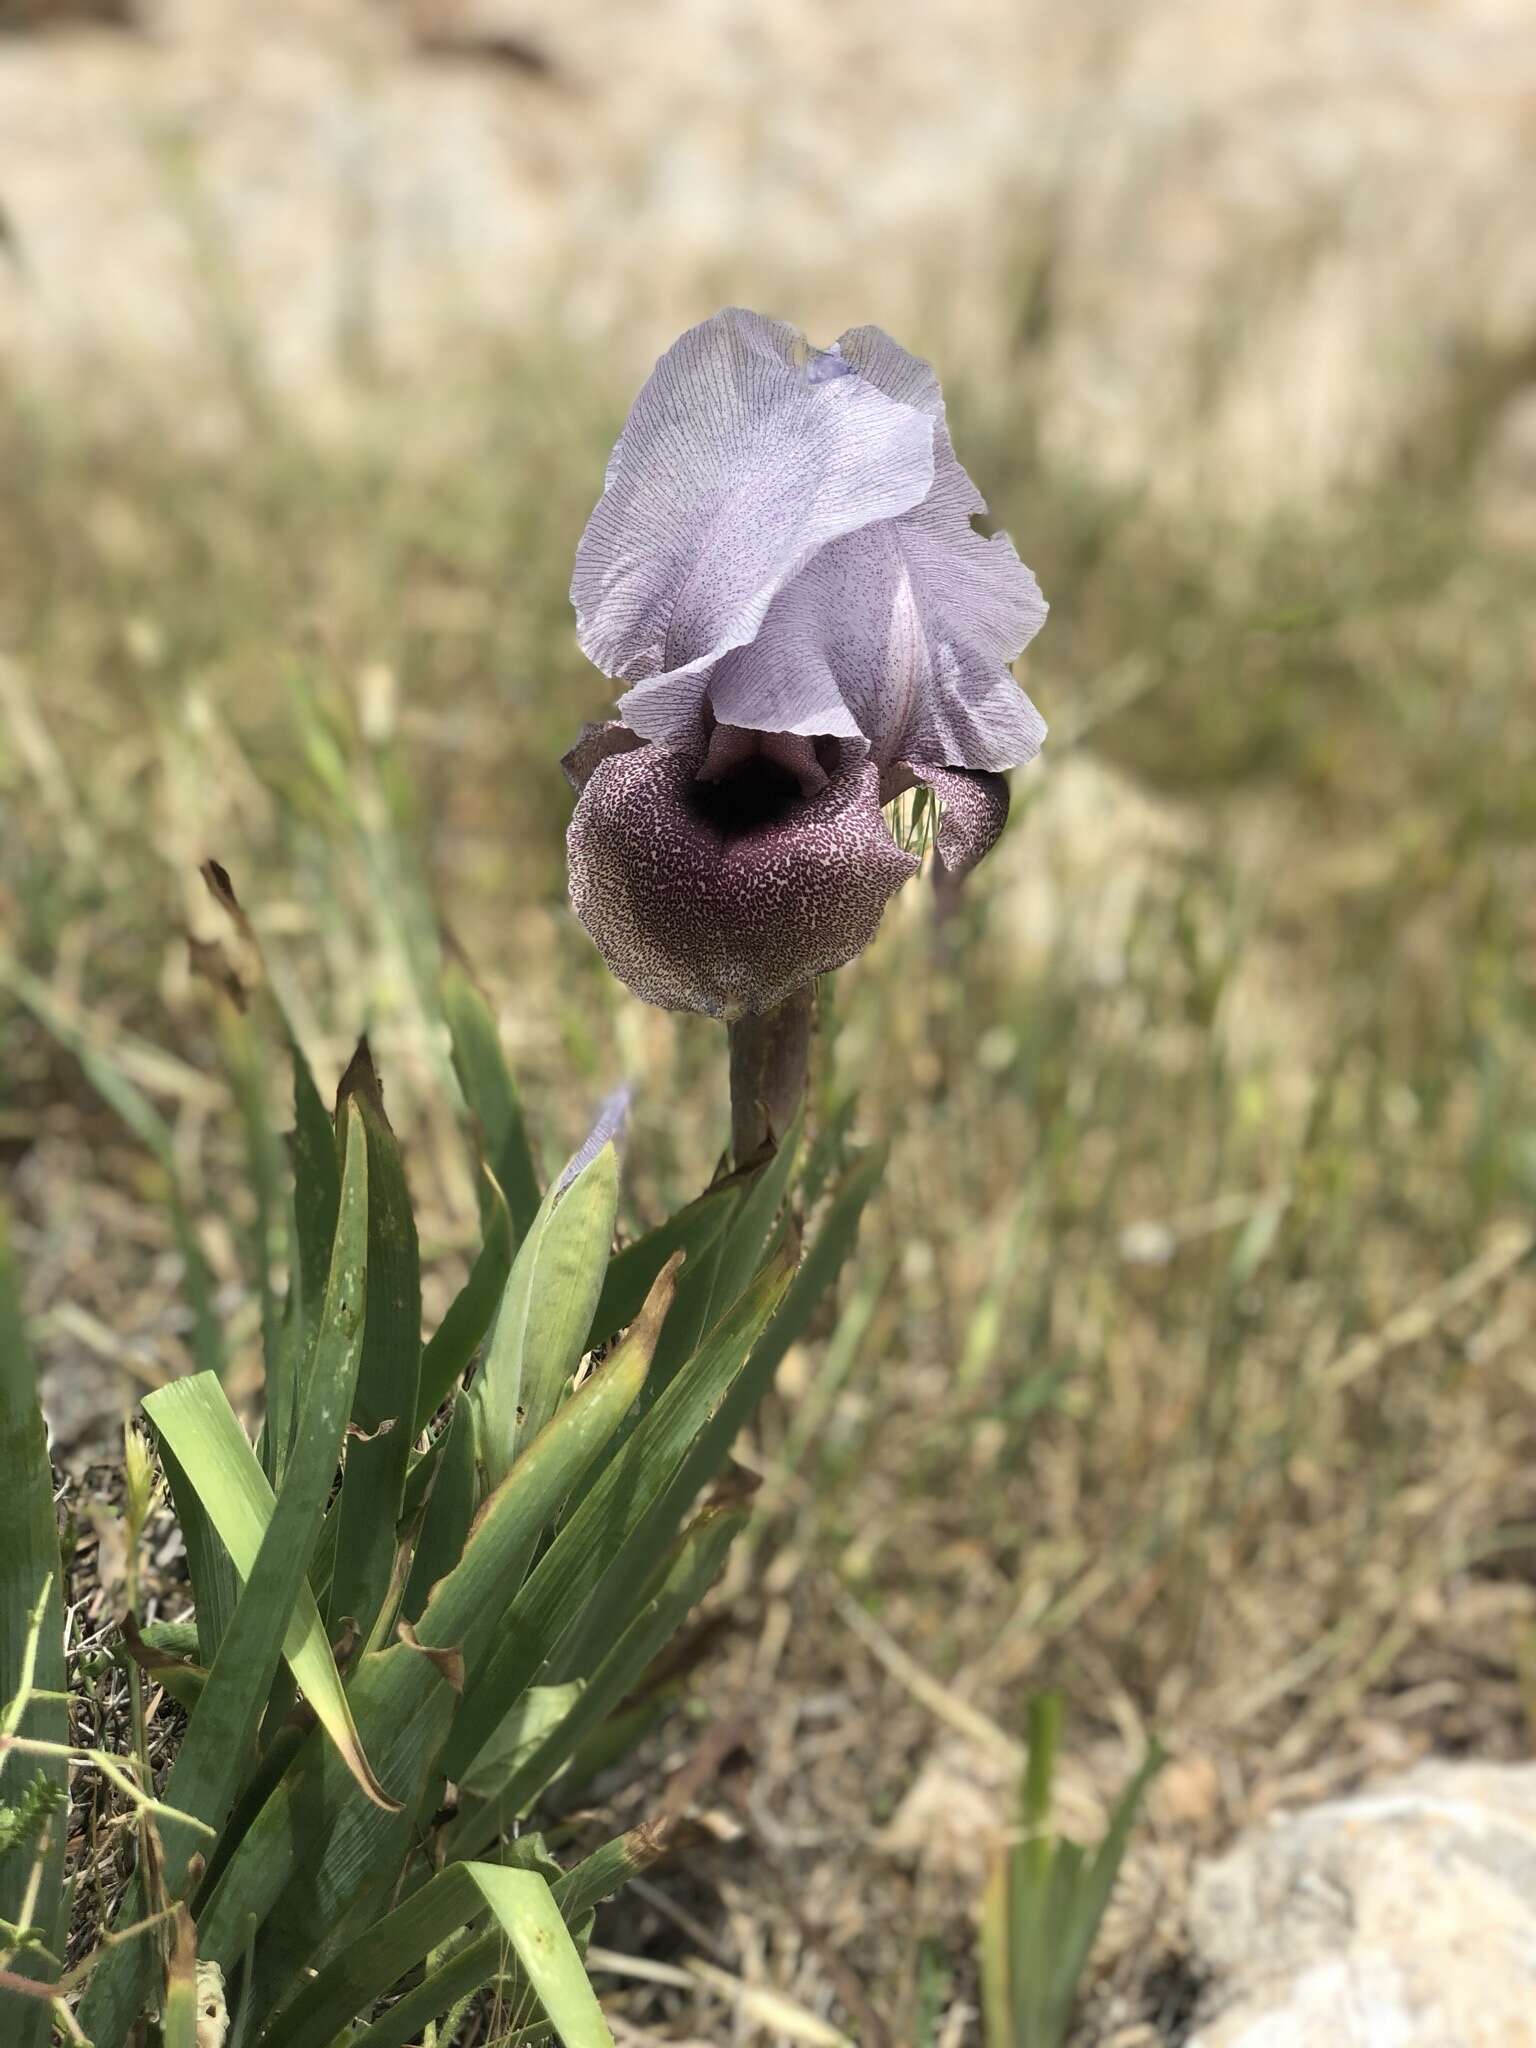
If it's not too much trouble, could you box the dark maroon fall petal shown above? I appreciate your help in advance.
[566,743,919,1018]
[561,720,647,794]
[904,761,1011,878]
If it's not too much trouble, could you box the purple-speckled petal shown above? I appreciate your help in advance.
[571,309,935,742]
[561,720,646,793]
[708,324,1047,772]
[566,743,919,1018]
[905,762,1012,878]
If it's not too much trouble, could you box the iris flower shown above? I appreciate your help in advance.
[564,308,1047,1018]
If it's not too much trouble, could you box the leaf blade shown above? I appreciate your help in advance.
[707,1105,804,1322]
[443,1249,793,1782]
[586,1187,737,1352]
[458,1507,744,1847]
[78,1099,374,2044]
[324,1825,678,2048]
[470,1865,614,2048]
[326,1045,422,1644]
[144,1370,396,1811]
[413,1169,513,1434]
[194,1262,680,2001]
[262,1859,611,2048]
[444,962,542,1243]
[0,1209,69,2048]
[472,1141,618,1497]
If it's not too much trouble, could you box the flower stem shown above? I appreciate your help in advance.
[727,984,814,1168]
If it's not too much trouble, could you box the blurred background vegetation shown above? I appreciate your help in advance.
[2,0,1534,2039]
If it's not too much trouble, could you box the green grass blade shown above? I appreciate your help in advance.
[564,1187,738,1525]
[157,1439,240,1668]
[989,1701,1164,2048]
[2,962,225,1380]
[707,1105,803,1320]
[145,1368,396,1810]
[196,1639,456,2000]
[413,1169,513,1433]
[218,1008,286,1411]
[685,1147,885,1491]
[586,1187,737,1351]
[551,1698,667,1807]
[459,1684,584,1804]
[1041,1839,1088,2039]
[198,860,336,1474]
[0,1210,69,2047]
[550,1825,677,1923]
[259,1850,611,2048]
[418,1257,678,1677]
[442,1250,793,1783]
[259,1293,300,1494]
[470,1866,613,2047]
[336,1825,677,2048]
[195,1265,680,2000]
[630,1214,731,1414]
[258,1859,507,2048]
[979,1851,1013,2048]
[328,1868,608,2048]
[471,1138,618,1496]
[1017,1839,1067,2042]
[279,1023,342,1469]
[454,1507,744,1855]
[799,1094,857,1212]
[443,960,542,1243]
[344,1945,529,2048]
[288,1029,342,1354]
[401,1395,479,1623]
[256,1031,340,1494]
[326,1046,422,1643]
[1013,1698,1062,2042]
[1070,1737,1165,1980]
[559,1151,881,1684]
[78,1100,372,2046]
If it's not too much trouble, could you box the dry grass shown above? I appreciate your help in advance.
[2,332,1534,2042]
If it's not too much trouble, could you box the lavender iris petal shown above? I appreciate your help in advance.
[563,308,1049,1015]
[571,308,935,743]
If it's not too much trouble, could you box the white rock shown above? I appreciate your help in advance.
[1186,1761,1536,2047]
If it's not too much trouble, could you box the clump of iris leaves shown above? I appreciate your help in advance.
[0,858,887,2048]
[0,873,1159,2048]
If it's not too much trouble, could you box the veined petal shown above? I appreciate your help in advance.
[701,321,1047,771]
[837,325,987,534]
[566,744,918,1018]
[835,326,948,431]
[705,494,1046,773]
[572,308,936,741]
[705,631,867,744]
